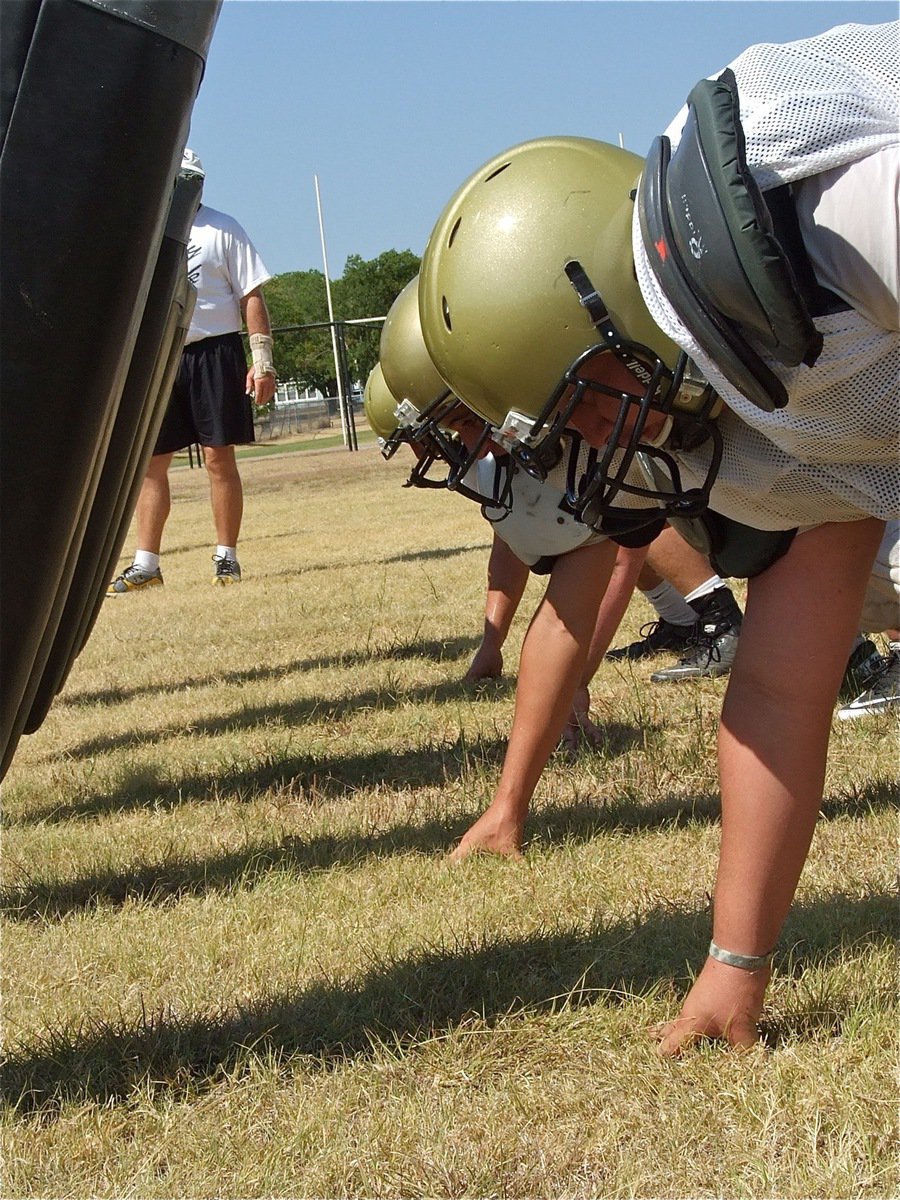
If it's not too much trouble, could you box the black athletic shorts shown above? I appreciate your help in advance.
[153,331,255,454]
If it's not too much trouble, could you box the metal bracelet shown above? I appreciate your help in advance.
[708,940,774,971]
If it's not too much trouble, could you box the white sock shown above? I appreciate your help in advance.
[216,545,238,562]
[642,581,695,627]
[684,575,724,604]
[133,549,160,572]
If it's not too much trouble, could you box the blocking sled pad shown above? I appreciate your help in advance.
[0,0,221,777]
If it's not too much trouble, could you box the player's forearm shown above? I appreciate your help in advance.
[710,518,884,957]
[493,542,615,810]
[481,592,522,646]
[579,542,647,689]
[492,602,590,814]
[481,540,530,648]
[713,703,828,957]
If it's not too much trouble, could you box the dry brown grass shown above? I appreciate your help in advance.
[2,447,897,1198]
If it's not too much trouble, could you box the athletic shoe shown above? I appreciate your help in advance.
[212,555,241,584]
[605,617,696,662]
[837,645,900,720]
[838,638,882,702]
[106,563,163,596]
[650,586,742,682]
[650,628,741,681]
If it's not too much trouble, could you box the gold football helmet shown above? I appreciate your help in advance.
[419,137,721,522]
[363,361,400,444]
[379,277,501,506]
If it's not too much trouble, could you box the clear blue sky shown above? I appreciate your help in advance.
[187,1,897,277]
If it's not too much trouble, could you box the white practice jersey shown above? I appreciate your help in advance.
[633,21,900,530]
[859,518,900,634]
[186,204,273,344]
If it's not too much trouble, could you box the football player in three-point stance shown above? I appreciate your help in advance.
[371,278,745,862]
[418,21,898,1053]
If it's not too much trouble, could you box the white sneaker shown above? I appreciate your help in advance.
[106,563,163,596]
[837,644,900,720]
[212,555,242,585]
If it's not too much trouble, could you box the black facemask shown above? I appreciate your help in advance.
[493,261,722,529]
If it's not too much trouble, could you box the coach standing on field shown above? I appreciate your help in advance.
[108,148,276,593]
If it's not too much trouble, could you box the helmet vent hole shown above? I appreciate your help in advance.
[447,218,461,248]
[441,297,452,332]
[484,162,511,182]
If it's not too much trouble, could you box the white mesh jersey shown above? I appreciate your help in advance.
[470,438,608,566]
[859,518,900,633]
[633,21,900,530]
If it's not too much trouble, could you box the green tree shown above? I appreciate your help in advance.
[334,249,420,384]
[264,270,336,397]
[263,250,420,402]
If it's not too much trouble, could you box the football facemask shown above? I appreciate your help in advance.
[493,262,723,524]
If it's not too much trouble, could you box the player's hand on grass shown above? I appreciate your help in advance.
[560,685,605,751]
[650,956,769,1056]
[448,804,525,863]
[463,643,503,683]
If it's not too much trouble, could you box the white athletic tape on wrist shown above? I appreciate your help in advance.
[249,333,275,378]
[708,940,774,971]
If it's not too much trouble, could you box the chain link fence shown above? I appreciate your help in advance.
[252,316,384,447]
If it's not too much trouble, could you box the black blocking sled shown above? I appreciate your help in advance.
[1,0,222,778]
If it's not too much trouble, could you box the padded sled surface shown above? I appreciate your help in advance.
[20,176,201,740]
[0,0,220,776]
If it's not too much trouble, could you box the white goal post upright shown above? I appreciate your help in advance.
[314,173,351,448]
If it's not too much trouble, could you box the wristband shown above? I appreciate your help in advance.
[708,940,774,971]
[249,333,276,378]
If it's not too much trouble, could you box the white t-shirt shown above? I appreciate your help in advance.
[796,145,899,331]
[186,204,272,344]
[633,21,900,530]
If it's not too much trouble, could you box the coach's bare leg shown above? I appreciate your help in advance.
[203,444,243,548]
[135,451,175,554]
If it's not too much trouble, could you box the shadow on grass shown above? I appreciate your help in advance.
[10,718,653,827]
[0,795,658,923]
[15,697,524,827]
[58,676,496,761]
[2,889,894,1117]
[57,635,486,711]
[5,775,893,923]
[260,541,491,582]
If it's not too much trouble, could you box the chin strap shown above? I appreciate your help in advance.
[564,260,672,402]
[564,260,622,346]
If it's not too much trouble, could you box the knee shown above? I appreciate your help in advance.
[203,447,239,481]
[145,453,173,482]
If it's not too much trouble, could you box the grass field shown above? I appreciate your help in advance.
[234,427,379,460]
[3,445,897,1198]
